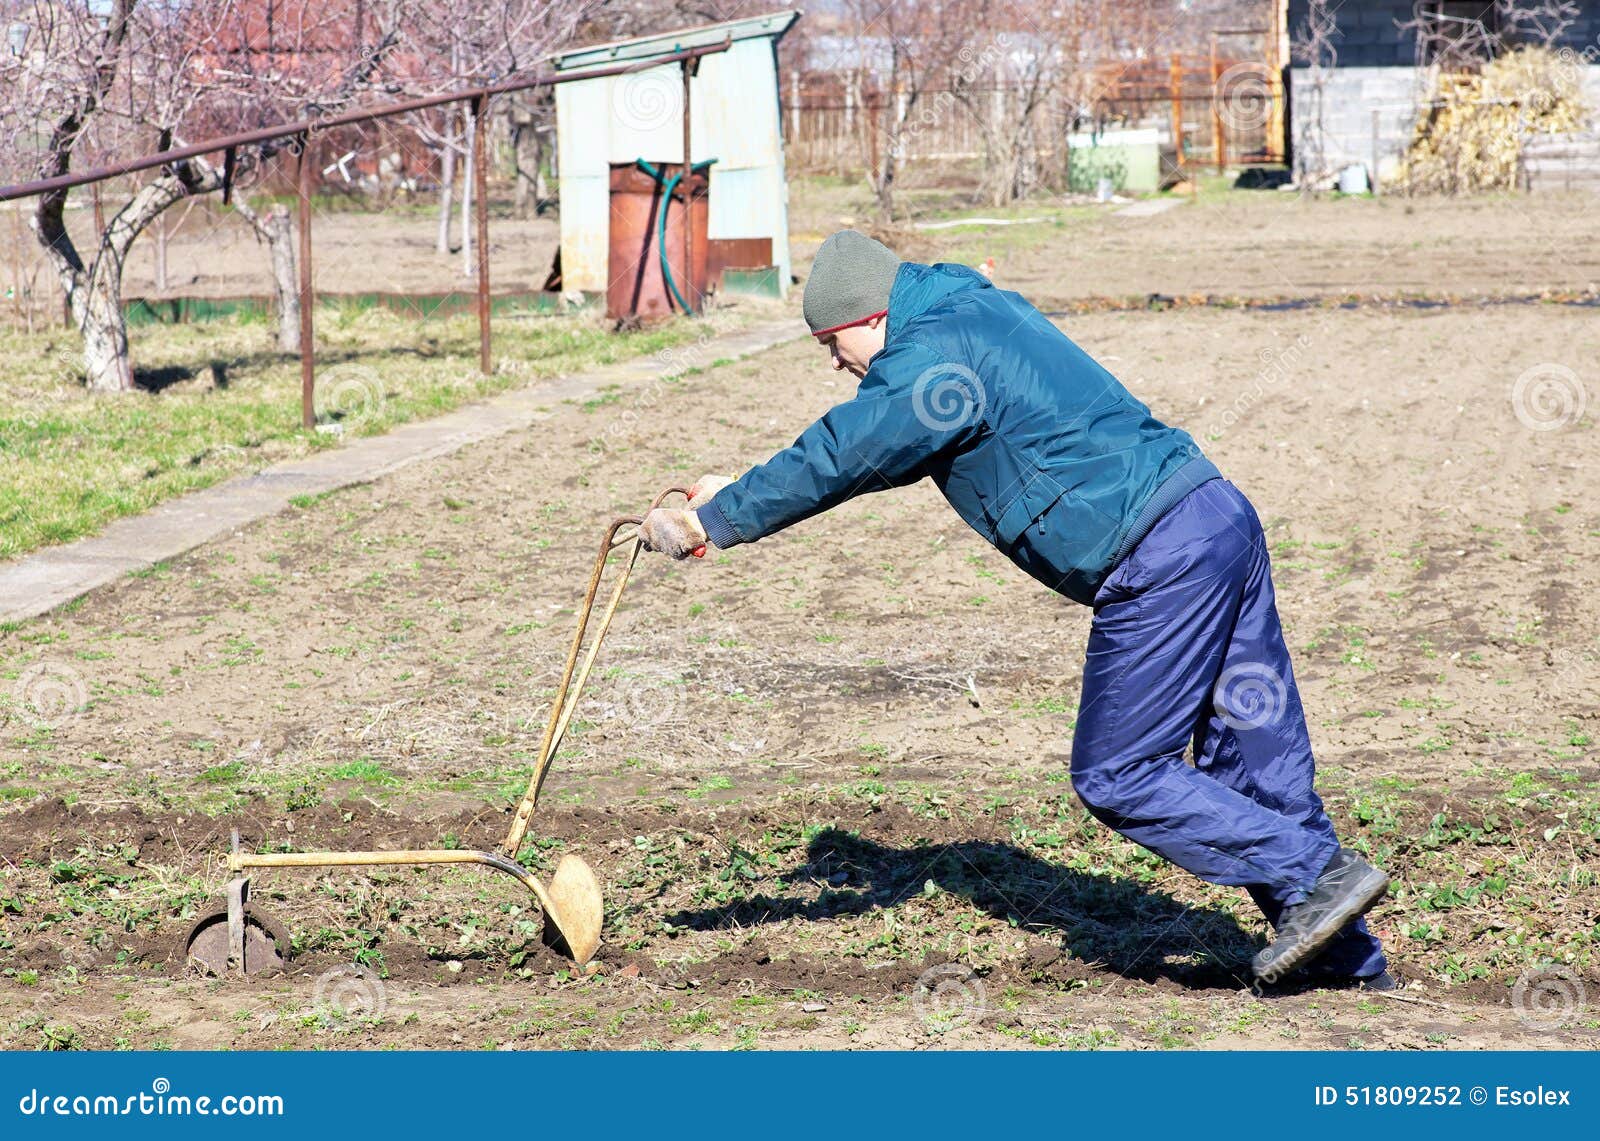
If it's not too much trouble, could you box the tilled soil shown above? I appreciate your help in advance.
[2,299,1597,1050]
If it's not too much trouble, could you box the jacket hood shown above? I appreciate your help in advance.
[886,262,993,339]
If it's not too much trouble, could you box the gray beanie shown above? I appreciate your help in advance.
[803,230,901,336]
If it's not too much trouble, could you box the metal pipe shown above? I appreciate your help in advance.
[232,848,510,870]
[474,94,491,374]
[227,847,559,920]
[682,57,694,315]
[1211,38,1226,175]
[0,41,733,204]
[297,136,315,430]
[1169,53,1184,179]
[501,487,689,858]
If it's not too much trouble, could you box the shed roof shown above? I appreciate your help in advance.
[549,9,800,71]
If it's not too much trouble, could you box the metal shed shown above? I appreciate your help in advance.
[549,10,800,299]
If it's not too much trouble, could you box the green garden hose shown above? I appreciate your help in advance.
[634,157,718,315]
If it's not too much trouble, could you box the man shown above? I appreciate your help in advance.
[639,230,1392,989]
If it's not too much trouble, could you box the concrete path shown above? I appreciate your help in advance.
[0,318,800,623]
[1113,197,1185,218]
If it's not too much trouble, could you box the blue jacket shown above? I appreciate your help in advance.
[696,262,1220,605]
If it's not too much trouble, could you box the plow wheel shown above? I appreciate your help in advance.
[182,883,292,977]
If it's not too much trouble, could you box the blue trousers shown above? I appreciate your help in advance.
[1071,478,1386,978]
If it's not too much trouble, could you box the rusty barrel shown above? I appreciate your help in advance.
[607,162,710,321]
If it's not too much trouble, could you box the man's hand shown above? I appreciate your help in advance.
[687,474,733,504]
[639,508,708,559]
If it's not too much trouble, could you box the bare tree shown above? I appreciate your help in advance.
[932,2,1122,206]
[19,0,233,392]
[389,1,597,268]
[1399,0,1580,70]
[1290,0,1339,191]
[5,0,593,393]
[194,2,407,351]
[840,0,927,223]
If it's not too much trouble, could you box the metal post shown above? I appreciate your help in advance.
[474,94,491,374]
[1211,41,1226,175]
[297,135,315,430]
[1370,107,1382,195]
[226,829,246,973]
[1169,54,1184,182]
[681,57,694,316]
[155,212,168,293]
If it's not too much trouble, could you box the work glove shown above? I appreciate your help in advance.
[639,508,708,560]
[687,474,733,505]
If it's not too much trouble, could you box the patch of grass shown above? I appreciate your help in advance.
[0,308,719,559]
[323,759,400,787]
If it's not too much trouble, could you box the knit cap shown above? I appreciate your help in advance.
[802,230,901,336]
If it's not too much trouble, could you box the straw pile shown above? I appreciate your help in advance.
[1397,46,1591,195]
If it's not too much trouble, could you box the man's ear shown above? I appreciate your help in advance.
[868,313,886,330]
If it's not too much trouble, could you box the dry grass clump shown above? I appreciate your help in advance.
[1398,46,1591,195]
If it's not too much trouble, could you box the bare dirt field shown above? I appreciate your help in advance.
[3,195,561,314]
[2,189,1597,1052]
[8,180,1597,324]
[790,179,1600,304]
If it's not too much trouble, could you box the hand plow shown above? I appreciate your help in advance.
[183,489,697,976]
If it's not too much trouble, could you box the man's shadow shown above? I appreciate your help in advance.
[665,827,1262,989]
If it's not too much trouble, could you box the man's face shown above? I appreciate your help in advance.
[820,316,886,379]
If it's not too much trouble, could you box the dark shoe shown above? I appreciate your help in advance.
[1252,848,1390,984]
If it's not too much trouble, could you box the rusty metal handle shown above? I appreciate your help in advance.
[500,489,691,857]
